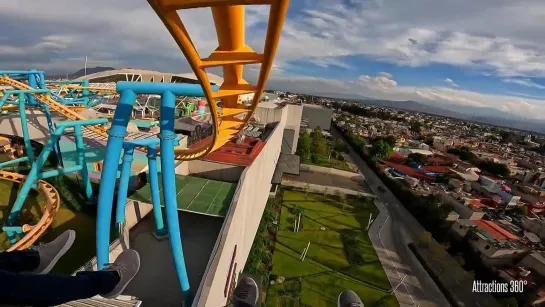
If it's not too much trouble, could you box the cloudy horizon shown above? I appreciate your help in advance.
[2,1,545,119]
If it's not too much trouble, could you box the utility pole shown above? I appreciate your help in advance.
[84,56,88,77]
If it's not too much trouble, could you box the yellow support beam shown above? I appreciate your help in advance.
[148,0,290,160]
[160,0,273,10]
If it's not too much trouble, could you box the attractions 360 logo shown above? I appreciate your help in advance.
[472,280,527,293]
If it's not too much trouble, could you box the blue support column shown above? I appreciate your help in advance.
[27,70,38,105]
[37,72,46,89]
[147,146,167,238]
[4,128,65,243]
[40,104,64,168]
[82,80,90,107]
[17,93,35,164]
[159,91,191,305]
[115,147,135,229]
[74,125,92,200]
[95,89,136,269]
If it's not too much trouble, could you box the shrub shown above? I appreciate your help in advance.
[341,230,365,265]
[243,199,278,278]
[374,295,398,307]
[267,224,277,235]
[261,251,273,265]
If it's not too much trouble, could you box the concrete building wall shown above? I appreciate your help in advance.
[521,218,545,240]
[438,191,484,220]
[253,104,283,125]
[302,104,333,131]
[285,104,302,153]
[254,103,301,155]
[519,252,545,277]
[174,160,244,183]
[194,109,286,307]
[469,238,526,265]
[282,129,295,153]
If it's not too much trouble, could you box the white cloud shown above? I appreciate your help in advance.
[503,78,545,89]
[378,72,393,79]
[358,73,398,90]
[267,73,545,119]
[444,78,459,88]
[1,0,545,78]
[1,0,545,120]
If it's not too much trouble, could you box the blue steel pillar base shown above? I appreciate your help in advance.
[85,196,99,206]
[182,293,192,307]
[152,230,169,241]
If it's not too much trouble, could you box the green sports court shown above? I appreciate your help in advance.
[128,173,237,217]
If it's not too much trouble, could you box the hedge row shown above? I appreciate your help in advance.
[244,195,280,282]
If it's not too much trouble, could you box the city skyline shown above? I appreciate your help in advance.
[2,0,545,119]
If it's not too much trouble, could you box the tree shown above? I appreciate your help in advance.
[375,295,397,307]
[371,140,392,160]
[297,132,312,160]
[304,183,311,199]
[384,135,396,147]
[311,127,327,156]
[478,160,510,177]
[500,131,520,144]
[425,137,434,147]
[498,297,518,307]
[410,121,423,134]
[417,232,432,249]
[513,205,528,216]
[333,138,348,153]
[448,147,478,164]
[407,153,428,165]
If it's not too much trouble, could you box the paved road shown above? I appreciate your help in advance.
[333,127,450,307]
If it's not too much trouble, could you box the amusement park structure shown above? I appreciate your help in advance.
[0,0,290,305]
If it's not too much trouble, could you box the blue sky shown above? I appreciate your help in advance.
[2,0,545,118]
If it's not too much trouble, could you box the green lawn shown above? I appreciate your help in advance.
[302,154,352,172]
[128,173,236,217]
[267,191,397,307]
[0,179,97,274]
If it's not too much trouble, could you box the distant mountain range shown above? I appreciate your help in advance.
[48,66,116,79]
[355,98,545,134]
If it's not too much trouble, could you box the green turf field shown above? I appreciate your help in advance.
[266,191,398,307]
[128,173,237,217]
[0,179,97,274]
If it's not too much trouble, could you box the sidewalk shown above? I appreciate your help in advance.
[368,201,418,307]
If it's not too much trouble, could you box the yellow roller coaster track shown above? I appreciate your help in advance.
[0,170,60,251]
[0,0,289,161]
[48,84,118,96]
[148,0,290,160]
[0,76,109,137]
